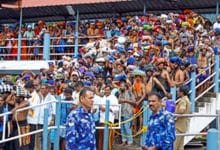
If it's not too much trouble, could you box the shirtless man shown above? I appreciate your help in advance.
[174,61,185,86]
[145,66,170,97]
[132,74,146,131]
[197,45,213,92]
[156,60,174,97]
[11,86,30,150]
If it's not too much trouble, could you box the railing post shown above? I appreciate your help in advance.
[54,97,61,150]
[207,128,219,150]
[43,108,49,150]
[214,55,219,93]
[74,9,79,58]
[216,0,220,16]
[171,86,177,101]
[190,72,196,112]
[141,101,148,146]
[17,8,22,61]
[2,114,6,140]
[43,32,51,60]
[103,100,110,150]
[216,110,220,148]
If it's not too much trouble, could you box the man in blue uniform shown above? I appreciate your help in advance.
[143,92,176,150]
[65,88,96,150]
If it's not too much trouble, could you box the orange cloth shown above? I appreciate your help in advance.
[134,82,142,94]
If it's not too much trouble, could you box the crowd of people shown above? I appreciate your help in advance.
[0,9,219,150]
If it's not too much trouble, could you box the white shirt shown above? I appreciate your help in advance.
[72,91,80,105]
[38,93,56,125]
[27,90,40,124]
[213,22,220,30]
[97,94,119,123]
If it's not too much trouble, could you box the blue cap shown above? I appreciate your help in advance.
[48,62,54,66]
[170,57,183,65]
[84,72,95,79]
[127,57,136,65]
[188,46,194,52]
[114,74,127,82]
[83,81,92,87]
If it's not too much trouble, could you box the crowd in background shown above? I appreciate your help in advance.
[0,9,219,149]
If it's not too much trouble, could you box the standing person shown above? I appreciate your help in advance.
[118,80,135,147]
[174,86,191,150]
[143,93,175,150]
[60,87,77,150]
[72,81,84,106]
[0,84,14,150]
[24,81,40,150]
[97,85,119,150]
[132,74,146,132]
[65,88,96,150]
[10,86,30,150]
[38,83,56,149]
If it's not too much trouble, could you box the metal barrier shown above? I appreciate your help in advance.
[170,54,220,113]
[0,34,105,60]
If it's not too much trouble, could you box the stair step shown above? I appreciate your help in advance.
[195,102,205,107]
[196,97,212,103]
[203,92,216,98]
[195,107,199,112]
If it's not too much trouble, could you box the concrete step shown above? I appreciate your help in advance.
[195,102,205,107]
[113,144,141,150]
[196,97,212,103]
[203,92,216,98]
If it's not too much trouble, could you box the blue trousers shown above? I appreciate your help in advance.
[120,115,133,144]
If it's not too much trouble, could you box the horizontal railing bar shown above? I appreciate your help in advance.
[195,72,216,89]
[0,100,57,118]
[3,36,106,41]
[188,90,192,94]
[0,46,44,49]
[0,44,86,49]
[49,44,85,47]
[174,114,218,117]
[195,83,215,101]
[0,126,55,144]
[184,79,192,86]
[176,132,207,136]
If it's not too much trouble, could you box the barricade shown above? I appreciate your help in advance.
[0,35,105,60]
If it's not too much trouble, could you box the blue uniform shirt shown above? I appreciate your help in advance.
[66,106,96,150]
[145,109,176,150]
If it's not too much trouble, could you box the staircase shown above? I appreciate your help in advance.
[184,92,220,145]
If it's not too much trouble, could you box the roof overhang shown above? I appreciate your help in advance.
[0,0,217,24]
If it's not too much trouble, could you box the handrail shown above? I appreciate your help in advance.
[184,79,192,86]
[174,114,218,117]
[195,72,216,89]
[0,44,86,49]
[0,126,56,144]
[195,62,215,78]
[3,35,106,41]
[176,132,207,136]
[0,100,57,118]
[195,83,215,101]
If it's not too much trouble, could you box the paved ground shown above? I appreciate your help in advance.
[113,135,206,150]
